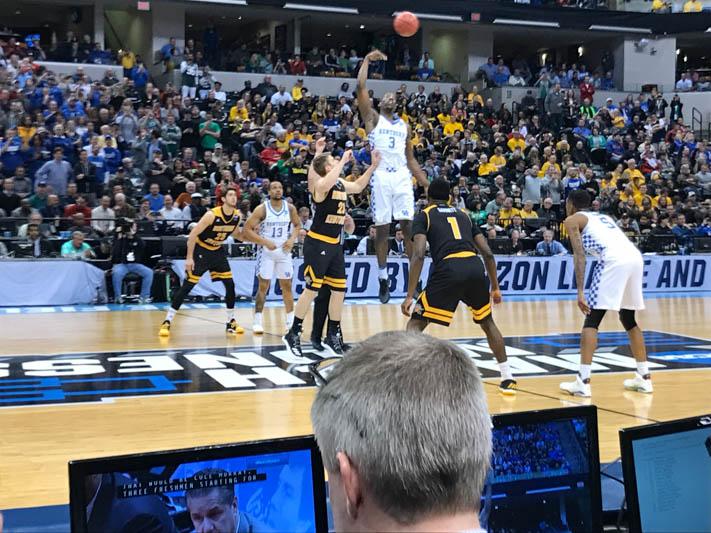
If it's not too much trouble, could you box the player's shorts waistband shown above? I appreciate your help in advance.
[306,231,341,245]
[196,239,223,251]
[444,251,477,260]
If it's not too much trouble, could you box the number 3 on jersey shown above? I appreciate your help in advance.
[388,136,395,149]
[447,217,462,239]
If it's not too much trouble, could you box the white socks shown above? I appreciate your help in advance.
[254,312,263,325]
[378,267,387,280]
[286,311,294,328]
[579,364,592,381]
[498,362,513,381]
[226,308,236,321]
[637,362,650,377]
[165,307,177,322]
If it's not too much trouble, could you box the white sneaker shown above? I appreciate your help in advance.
[253,323,264,335]
[624,373,653,393]
[560,375,592,397]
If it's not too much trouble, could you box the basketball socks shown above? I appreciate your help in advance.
[286,311,294,326]
[498,362,513,381]
[579,364,592,382]
[327,319,341,334]
[637,361,650,378]
[226,308,236,322]
[165,307,177,322]
[378,267,387,280]
[254,312,263,325]
[291,316,303,333]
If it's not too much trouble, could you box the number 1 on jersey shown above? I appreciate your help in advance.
[447,217,462,239]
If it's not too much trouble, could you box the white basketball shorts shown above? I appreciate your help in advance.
[256,248,293,280]
[587,254,645,311]
[370,168,414,226]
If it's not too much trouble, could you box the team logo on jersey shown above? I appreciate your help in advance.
[0,331,708,408]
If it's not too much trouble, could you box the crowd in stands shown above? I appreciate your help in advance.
[1,34,710,267]
[491,425,571,480]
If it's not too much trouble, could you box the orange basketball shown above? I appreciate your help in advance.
[393,11,420,38]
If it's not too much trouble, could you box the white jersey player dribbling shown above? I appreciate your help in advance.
[561,189,653,398]
[242,181,301,334]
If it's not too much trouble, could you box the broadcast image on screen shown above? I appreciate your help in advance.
[632,426,711,533]
[81,448,317,533]
[481,417,598,533]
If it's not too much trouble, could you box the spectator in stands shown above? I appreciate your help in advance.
[536,230,567,256]
[676,72,693,92]
[91,195,115,236]
[0,177,21,215]
[672,213,695,251]
[111,221,154,303]
[35,148,73,196]
[683,0,702,12]
[356,225,376,256]
[159,195,185,229]
[311,332,491,532]
[61,230,95,259]
[417,52,435,81]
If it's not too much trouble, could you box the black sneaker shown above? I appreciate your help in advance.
[310,336,326,352]
[499,379,518,396]
[283,330,303,357]
[324,331,345,355]
[378,278,390,304]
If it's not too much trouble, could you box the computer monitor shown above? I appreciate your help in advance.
[68,435,328,533]
[482,405,602,532]
[619,414,711,533]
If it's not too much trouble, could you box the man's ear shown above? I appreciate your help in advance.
[336,451,362,520]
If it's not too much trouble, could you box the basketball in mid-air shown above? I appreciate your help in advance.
[393,11,420,37]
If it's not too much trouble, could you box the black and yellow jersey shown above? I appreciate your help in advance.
[196,206,239,251]
[412,203,480,263]
[307,180,347,245]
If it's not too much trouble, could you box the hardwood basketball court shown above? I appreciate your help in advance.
[1,295,710,510]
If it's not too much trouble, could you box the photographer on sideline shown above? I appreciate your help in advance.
[111,219,154,303]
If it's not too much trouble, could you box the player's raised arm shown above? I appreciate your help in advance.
[308,137,327,194]
[313,150,353,198]
[473,233,502,305]
[565,213,590,315]
[185,210,216,274]
[242,204,276,250]
[402,232,427,317]
[357,50,386,132]
[406,125,429,188]
[343,150,381,194]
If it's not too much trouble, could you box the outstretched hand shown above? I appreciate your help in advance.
[314,137,326,154]
[365,50,388,62]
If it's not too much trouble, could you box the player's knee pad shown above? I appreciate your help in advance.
[583,309,606,329]
[618,309,637,331]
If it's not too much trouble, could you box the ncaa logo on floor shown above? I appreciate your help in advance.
[0,331,709,408]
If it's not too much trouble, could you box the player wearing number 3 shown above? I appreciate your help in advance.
[357,50,430,304]
[242,181,302,334]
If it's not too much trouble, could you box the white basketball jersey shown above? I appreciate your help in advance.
[580,211,640,262]
[369,114,408,172]
[260,201,291,247]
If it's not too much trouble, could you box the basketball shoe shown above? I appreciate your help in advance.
[623,373,653,393]
[560,375,592,397]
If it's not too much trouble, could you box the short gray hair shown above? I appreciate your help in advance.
[311,331,491,525]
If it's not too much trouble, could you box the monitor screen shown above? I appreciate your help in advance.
[68,435,328,533]
[620,415,711,533]
[482,405,602,533]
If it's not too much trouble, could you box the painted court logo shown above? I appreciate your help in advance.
[0,331,709,408]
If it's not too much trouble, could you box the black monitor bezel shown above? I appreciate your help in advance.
[68,434,328,533]
[619,414,711,533]
[490,404,603,532]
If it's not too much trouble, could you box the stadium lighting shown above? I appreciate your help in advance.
[492,19,560,28]
[283,3,359,14]
[392,11,462,22]
[588,24,651,34]
[188,0,247,4]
